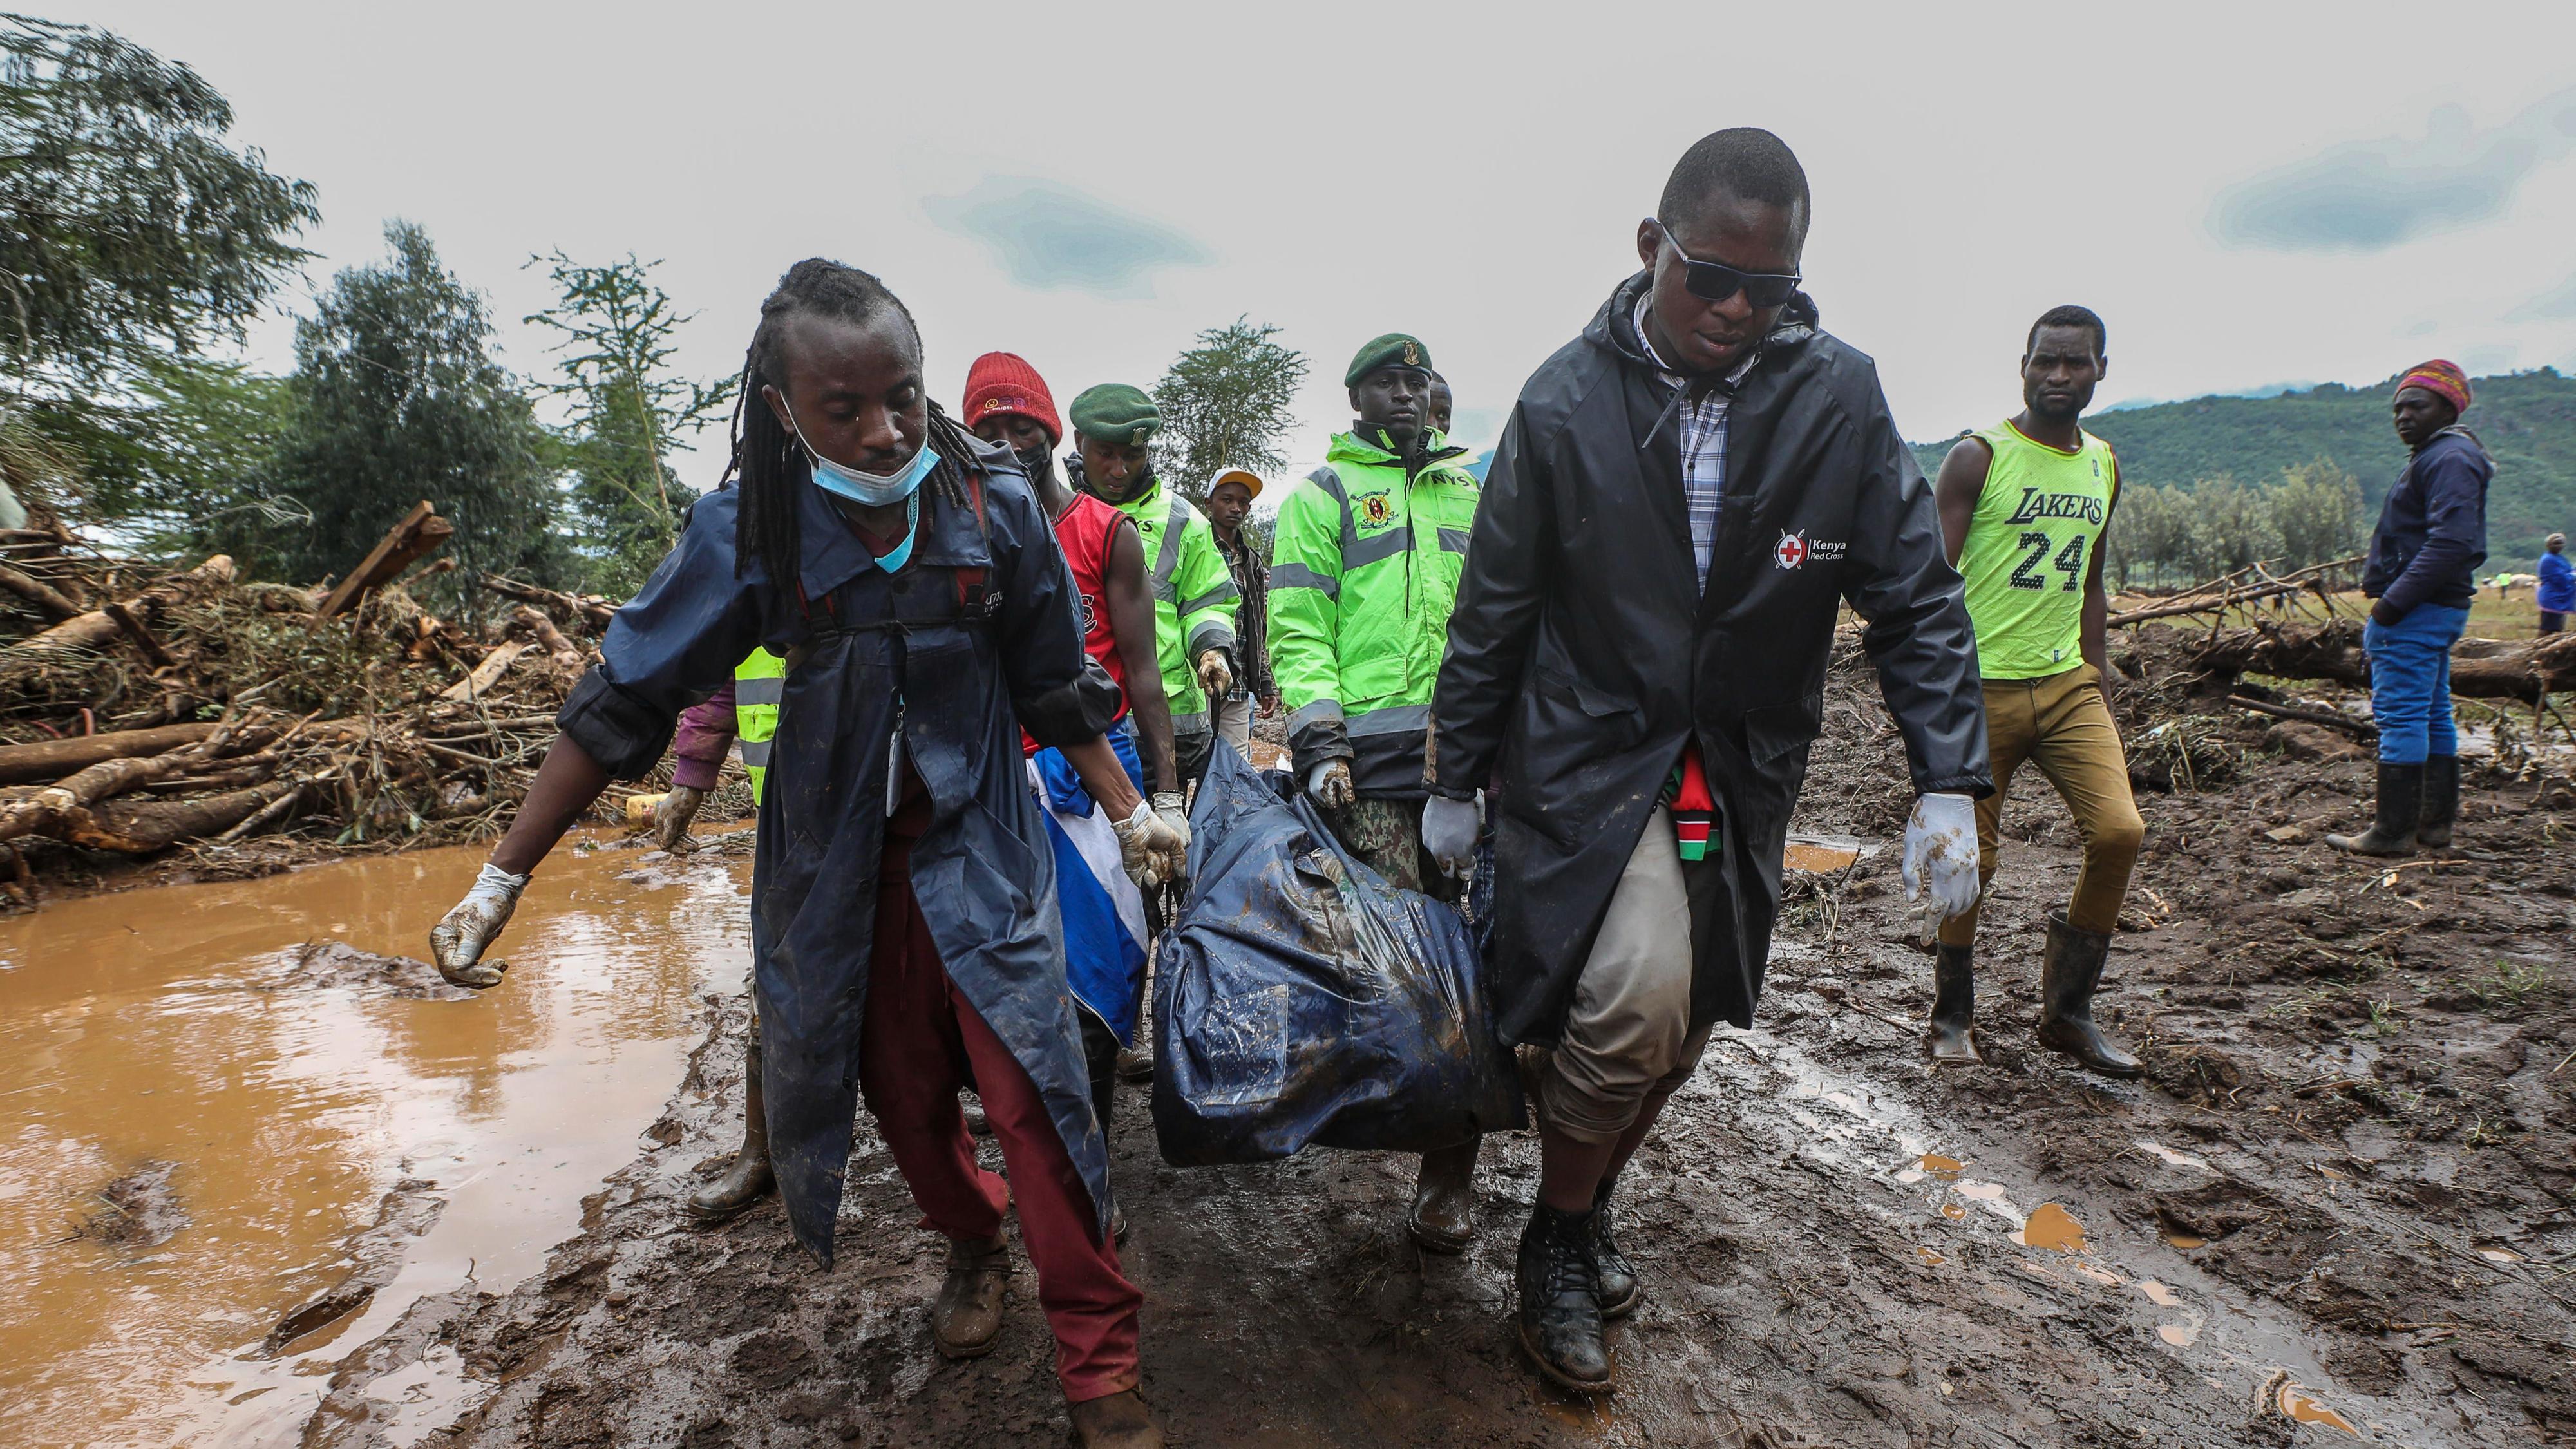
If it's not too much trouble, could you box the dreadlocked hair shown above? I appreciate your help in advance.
[724,258,981,585]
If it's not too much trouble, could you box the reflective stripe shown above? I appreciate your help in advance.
[1177,580,1240,616]
[739,737,773,768]
[1268,562,1336,598]
[1184,617,1236,659]
[1171,710,1209,734]
[1343,527,1409,569]
[1437,527,1470,554]
[734,675,784,707]
[1287,699,1345,732]
[1347,703,1432,736]
[1149,497,1188,602]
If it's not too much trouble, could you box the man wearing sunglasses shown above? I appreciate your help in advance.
[1430,127,1989,1394]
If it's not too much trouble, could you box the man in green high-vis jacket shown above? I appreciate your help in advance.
[1069,383,1238,800]
[1268,332,1486,1251]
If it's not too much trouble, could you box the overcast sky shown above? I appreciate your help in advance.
[65,1,2576,493]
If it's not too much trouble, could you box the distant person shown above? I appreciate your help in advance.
[1931,305,2148,1077]
[1426,369,1454,438]
[2328,361,2489,858]
[1200,466,1274,750]
[1270,332,1486,1251]
[2541,533,2572,634]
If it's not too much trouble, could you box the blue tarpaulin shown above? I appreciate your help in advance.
[1151,743,1524,1165]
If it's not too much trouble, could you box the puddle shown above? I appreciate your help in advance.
[2140,1280,2183,1308]
[2159,1320,2201,1347]
[2278,1381,2360,1435]
[2136,1139,2213,1173]
[2163,1232,2210,1249]
[0,828,752,1448]
[1894,1152,1964,1184]
[2014,1203,2088,1255]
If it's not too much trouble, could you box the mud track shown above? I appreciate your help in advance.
[312,668,2576,1447]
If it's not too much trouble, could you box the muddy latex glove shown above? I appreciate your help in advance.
[651,784,705,852]
[430,862,529,989]
[1901,793,1980,922]
[1113,797,1189,889]
[1152,789,1189,839]
[1422,792,1482,880]
[1195,649,1233,701]
[1307,759,1354,810]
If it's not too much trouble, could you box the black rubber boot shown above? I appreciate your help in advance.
[2325,762,2422,857]
[2034,911,2142,1079]
[686,1037,775,1222]
[1516,1204,1613,1394]
[1925,942,1983,1065]
[1407,1139,1479,1252]
[2416,754,2459,849]
[1590,1182,1640,1320]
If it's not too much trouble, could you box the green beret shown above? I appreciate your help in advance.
[1068,383,1159,446]
[1344,332,1433,387]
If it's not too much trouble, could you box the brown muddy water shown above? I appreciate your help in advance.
[0,828,752,1448]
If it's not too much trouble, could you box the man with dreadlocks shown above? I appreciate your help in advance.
[425,259,1182,1448]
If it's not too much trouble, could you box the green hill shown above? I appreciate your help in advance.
[1911,368,2576,565]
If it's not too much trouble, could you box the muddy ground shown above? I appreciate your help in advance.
[296,644,2576,1448]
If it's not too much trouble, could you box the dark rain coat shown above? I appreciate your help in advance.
[1433,272,1990,1045]
[556,438,1121,1267]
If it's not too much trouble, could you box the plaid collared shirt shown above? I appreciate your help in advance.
[1633,296,1756,590]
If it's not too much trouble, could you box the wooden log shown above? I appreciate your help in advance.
[0,562,82,620]
[318,502,454,618]
[60,779,301,853]
[437,640,530,702]
[510,605,585,672]
[5,555,235,657]
[0,723,222,785]
[104,601,177,667]
[2227,695,2378,739]
[482,573,616,633]
[0,750,196,842]
[2189,620,2576,703]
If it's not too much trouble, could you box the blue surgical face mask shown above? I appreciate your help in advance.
[780,399,938,507]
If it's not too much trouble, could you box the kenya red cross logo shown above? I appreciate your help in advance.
[1774,530,1808,569]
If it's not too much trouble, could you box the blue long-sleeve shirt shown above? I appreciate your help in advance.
[2540,549,2575,614]
[2361,428,2489,617]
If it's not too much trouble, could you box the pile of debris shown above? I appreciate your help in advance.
[0,503,697,908]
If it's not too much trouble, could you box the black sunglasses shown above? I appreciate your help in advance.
[1654,222,1801,308]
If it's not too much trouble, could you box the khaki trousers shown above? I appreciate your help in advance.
[1938,663,2145,946]
[1539,806,1716,1146]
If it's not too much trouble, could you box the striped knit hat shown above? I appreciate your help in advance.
[2397,359,2472,415]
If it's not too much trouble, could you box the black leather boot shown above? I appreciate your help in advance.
[1406,1139,1479,1252]
[1590,1182,1640,1320]
[2035,910,2141,1078]
[686,1038,775,1222]
[2416,754,2459,848]
[1516,1204,1613,1394]
[2325,762,2421,857]
[1925,942,1982,1065]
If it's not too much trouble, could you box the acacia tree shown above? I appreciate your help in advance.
[524,251,735,596]
[1151,316,1307,504]
[274,222,563,610]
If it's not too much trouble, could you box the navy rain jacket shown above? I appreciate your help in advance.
[2362,426,2490,618]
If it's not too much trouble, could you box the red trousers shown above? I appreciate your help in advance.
[859,804,1142,1403]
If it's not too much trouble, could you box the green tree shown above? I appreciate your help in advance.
[2106,482,2192,589]
[1151,316,1308,502]
[274,221,564,609]
[2184,475,2283,578]
[2268,456,2364,571]
[68,354,303,564]
[0,15,316,399]
[524,251,735,597]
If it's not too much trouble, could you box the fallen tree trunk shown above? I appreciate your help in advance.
[0,562,83,621]
[511,605,585,673]
[318,502,453,618]
[439,641,530,703]
[0,723,222,786]
[61,779,302,853]
[2188,620,2576,702]
[482,573,616,634]
[3,555,235,658]
[0,750,199,843]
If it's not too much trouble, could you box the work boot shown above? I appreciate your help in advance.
[1925,942,1983,1065]
[1516,1203,1613,1394]
[1115,1045,1154,1084]
[2325,762,2422,857]
[685,1039,775,1222]
[2416,754,2459,849]
[2034,911,2141,1079]
[1590,1182,1640,1320]
[1067,1388,1165,1448]
[1406,1139,1479,1252]
[929,1233,1010,1359]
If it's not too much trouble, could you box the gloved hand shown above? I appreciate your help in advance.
[1422,792,1481,880]
[1112,797,1189,889]
[1152,789,1189,839]
[1307,759,1354,809]
[429,861,530,989]
[1195,649,1233,700]
[651,784,705,852]
[1901,793,1981,921]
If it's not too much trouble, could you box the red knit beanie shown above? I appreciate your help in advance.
[2397,359,2472,416]
[961,352,1062,443]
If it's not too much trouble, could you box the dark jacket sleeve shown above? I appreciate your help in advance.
[558,495,766,780]
[2378,441,2488,618]
[1839,388,1993,799]
[1433,404,1550,799]
[993,478,1122,747]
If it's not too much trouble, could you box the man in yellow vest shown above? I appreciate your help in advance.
[654,648,787,1218]
[1930,305,2147,1077]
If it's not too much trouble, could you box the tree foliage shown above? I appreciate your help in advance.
[1151,316,1308,503]
[62,353,301,562]
[0,14,316,396]
[274,222,564,611]
[524,251,735,596]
